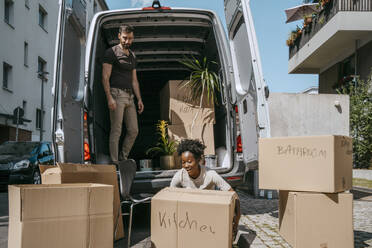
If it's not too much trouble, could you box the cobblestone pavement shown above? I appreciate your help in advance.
[238,189,372,248]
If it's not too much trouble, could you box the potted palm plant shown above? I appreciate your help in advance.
[179,56,220,137]
[146,120,178,170]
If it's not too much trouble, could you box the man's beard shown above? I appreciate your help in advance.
[122,43,130,49]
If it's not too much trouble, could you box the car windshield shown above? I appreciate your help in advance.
[0,142,39,156]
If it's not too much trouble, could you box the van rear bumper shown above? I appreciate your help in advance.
[131,172,245,194]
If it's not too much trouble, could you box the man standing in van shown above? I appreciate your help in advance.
[102,25,144,164]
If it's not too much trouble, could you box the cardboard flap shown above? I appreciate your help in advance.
[10,184,113,222]
[158,187,236,202]
[8,186,21,222]
[39,165,56,174]
[56,163,116,173]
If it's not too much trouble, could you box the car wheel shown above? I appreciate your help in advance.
[33,170,41,184]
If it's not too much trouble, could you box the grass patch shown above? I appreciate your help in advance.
[353,178,372,189]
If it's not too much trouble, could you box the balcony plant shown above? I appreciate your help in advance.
[320,0,331,7]
[304,15,313,25]
[286,28,301,47]
[146,120,178,169]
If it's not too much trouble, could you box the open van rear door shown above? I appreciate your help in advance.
[52,0,86,163]
[224,0,270,165]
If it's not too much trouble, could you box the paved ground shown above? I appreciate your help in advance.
[0,188,371,248]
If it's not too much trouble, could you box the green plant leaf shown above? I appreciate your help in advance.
[179,56,221,106]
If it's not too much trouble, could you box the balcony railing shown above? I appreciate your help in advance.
[289,0,372,59]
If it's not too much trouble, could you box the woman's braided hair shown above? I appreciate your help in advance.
[177,139,206,160]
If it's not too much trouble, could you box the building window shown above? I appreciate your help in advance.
[24,42,29,67]
[23,100,27,115]
[3,62,12,90]
[333,55,356,90]
[4,0,14,27]
[25,0,30,9]
[38,57,47,74]
[36,109,44,129]
[38,5,48,30]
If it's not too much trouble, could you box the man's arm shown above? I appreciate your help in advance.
[102,63,116,110]
[132,69,144,114]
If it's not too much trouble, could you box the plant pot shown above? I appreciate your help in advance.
[321,0,330,7]
[305,17,312,25]
[139,159,153,171]
[160,155,176,170]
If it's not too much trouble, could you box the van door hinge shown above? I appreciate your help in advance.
[229,66,233,74]
[84,72,89,85]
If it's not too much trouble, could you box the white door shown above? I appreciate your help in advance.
[52,0,86,163]
[224,0,270,165]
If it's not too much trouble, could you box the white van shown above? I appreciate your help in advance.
[52,0,270,193]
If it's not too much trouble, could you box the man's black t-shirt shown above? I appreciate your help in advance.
[102,44,137,90]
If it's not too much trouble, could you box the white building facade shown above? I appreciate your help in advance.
[287,0,372,93]
[0,0,107,144]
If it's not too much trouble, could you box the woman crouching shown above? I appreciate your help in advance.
[170,139,241,239]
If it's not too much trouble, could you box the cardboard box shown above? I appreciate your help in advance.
[279,191,354,248]
[8,183,113,248]
[151,187,237,248]
[168,123,215,156]
[39,163,124,240]
[259,135,352,193]
[160,80,215,125]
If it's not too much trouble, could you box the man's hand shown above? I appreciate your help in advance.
[108,97,117,111]
[138,100,144,114]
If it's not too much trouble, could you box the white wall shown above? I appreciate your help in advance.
[268,93,349,137]
[0,0,58,141]
[0,0,108,142]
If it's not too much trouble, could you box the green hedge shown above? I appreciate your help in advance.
[339,74,372,169]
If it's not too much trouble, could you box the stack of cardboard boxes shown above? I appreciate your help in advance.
[8,163,125,248]
[259,135,354,248]
[160,80,216,159]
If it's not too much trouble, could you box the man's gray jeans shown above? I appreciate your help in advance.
[109,88,138,162]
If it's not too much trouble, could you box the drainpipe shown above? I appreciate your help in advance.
[354,39,359,91]
[354,39,359,168]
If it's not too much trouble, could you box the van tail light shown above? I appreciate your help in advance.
[235,105,238,113]
[237,135,242,153]
[227,176,242,181]
[83,111,91,161]
[84,142,91,161]
[143,0,171,10]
